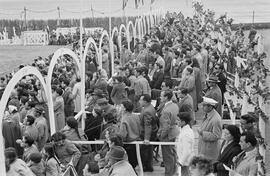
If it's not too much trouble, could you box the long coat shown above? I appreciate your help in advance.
[198,109,222,161]
[62,87,75,117]
[54,96,66,131]
[111,82,128,105]
[193,67,203,104]
[179,74,197,110]
[214,141,242,176]
[205,85,223,117]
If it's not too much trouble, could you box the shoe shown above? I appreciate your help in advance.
[160,161,164,167]
[143,167,154,172]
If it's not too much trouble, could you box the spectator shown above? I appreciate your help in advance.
[198,97,222,161]
[177,112,195,176]
[28,152,46,176]
[43,143,61,176]
[205,76,223,116]
[157,90,179,176]
[107,146,137,176]
[34,105,49,151]
[5,147,35,176]
[22,115,39,142]
[53,88,65,131]
[51,132,81,167]
[230,132,258,176]
[213,125,242,176]
[119,100,141,168]
[139,94,158,172]
[189,156,214,176]
[110,76,128,105]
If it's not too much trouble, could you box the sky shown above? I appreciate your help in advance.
[0,0,270,23]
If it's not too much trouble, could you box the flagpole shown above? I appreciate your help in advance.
[80,0,86,130]
[109,0,112,37]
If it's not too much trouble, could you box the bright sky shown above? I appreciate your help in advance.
[0,0,270,23]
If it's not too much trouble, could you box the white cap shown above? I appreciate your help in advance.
[202,97,218,106]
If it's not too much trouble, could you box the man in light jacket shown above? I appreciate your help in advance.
[157,90,180,176]
[177,112,195,176]
[198,97,222,161]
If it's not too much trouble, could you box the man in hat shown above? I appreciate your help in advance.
[198,97,222,161]
[205,75,223,116]
[34,105,49,151]
[213,63,227,104]
[107,146,137,176]
[61,78,75,117]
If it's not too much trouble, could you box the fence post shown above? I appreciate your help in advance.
[136,143,144,176]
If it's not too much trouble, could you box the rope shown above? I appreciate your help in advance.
[26,8,57,13]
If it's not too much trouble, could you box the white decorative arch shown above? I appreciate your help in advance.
[127,21,136,50]
[84,37,100,70]
[141,16,146,36]
[0,66,52,176]
[47,48,81,134]
[134,19,140,40]
[98,30,110,69]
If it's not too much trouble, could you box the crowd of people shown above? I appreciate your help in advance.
[1,3,264,176]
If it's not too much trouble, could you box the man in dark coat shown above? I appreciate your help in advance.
[205,76,223,117]
[177,88,195,123]
[213,64,227,104]
[139,94,158,172]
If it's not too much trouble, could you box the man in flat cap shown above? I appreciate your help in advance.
[198,97,222,161]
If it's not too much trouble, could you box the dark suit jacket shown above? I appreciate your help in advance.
[140,104,158,141]
[178,94,194,121]
[205,85,222,116]
[214,141,242,176]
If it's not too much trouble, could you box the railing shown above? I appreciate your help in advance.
[73,140,177,176]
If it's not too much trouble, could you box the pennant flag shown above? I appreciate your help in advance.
[122,0,128,10]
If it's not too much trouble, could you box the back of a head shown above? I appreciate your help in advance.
[66,117,78,129]
[241,132,257,147]
[29,152,42,163]
[190,156,213,176]
[5,147,17,164]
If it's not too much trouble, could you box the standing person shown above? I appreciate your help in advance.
[53,88,66,131]
[150,62,164,90]
[119,100,141,168]
[213,64,227,104]
[34,105,49,151]
[110,76,128,105]
[213,125,242,176]
[177,88,195,123]
[61,79,75,117]
[102,48,110,75]
[177,112,195,176]
[198,97,222,161]
[22,115,39,142]
[205,76,223,117]
[150,43,165,71]
[139,94,158,172]
[72,77,82,115]
[230,132,258,176]
[179,67,197,111]
[157,90,179,176]
[134,67,151,112]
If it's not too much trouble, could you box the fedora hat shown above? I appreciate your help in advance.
[206,75,220,83]
[108,146,126,161]
[96,97,108,105]
[202,96,218,106]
